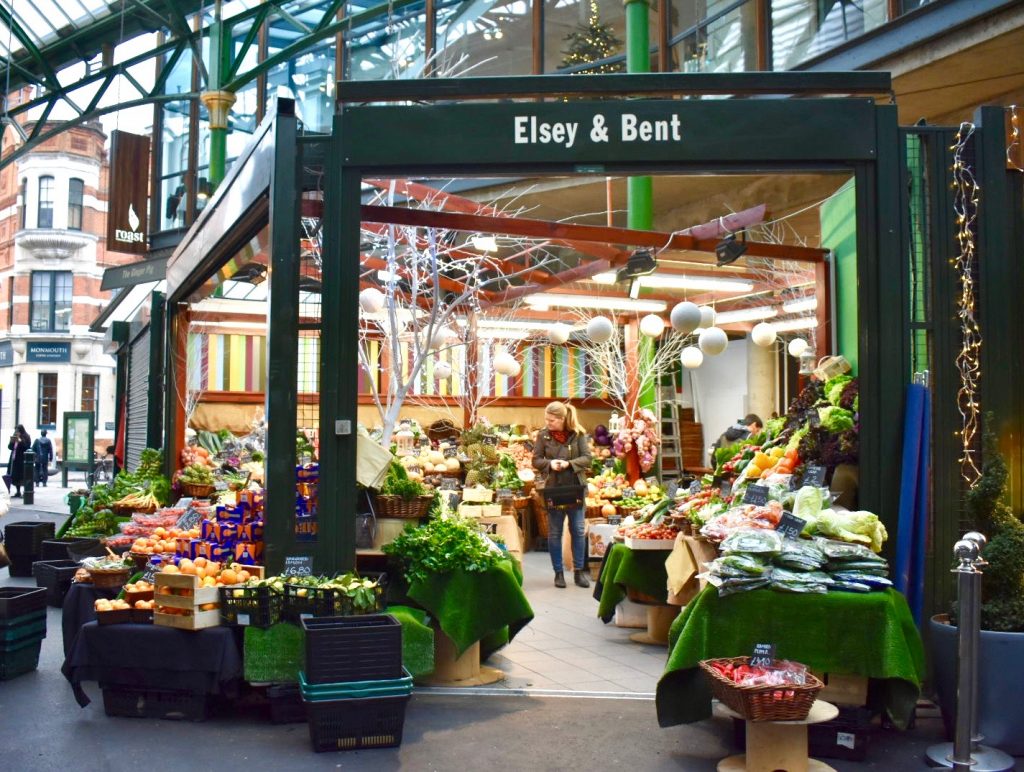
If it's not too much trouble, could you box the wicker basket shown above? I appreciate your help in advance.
[180,481,217,498]
[520,480,535,496]
[113,504,158,517]
[87,567,132,589]
[585,504,606,518]
[513,496,532,511]
[698,657,823,722]
[617,505,640,518]
[373,495,434,519]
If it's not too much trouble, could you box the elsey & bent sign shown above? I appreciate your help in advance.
[514,113,683,149]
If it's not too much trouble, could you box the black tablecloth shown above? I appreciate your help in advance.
[62,583,120,656]
[62,621,243,707]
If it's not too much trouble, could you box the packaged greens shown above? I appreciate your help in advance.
[830,572,893,588]
[770,567,833,593]
[816,538,883,562]
[830,579,873,593]
[775,539,827,572]
[711,554,770,576]
[704,573,772,596]
[721,528,783,556]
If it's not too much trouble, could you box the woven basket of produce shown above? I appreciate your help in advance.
[698,657,823,722]
[520,480,535,496]
[617,505,640,518]
[513,496,532,511]
[373,495,434,519]
[87,567,132,589]
[180,481,217,499]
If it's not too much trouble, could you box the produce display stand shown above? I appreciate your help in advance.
[420,625,504,687]
[594,542,676,645]
[713,699,840,772]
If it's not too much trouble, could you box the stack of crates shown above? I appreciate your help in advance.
[3,521,55,577]
[299,614,410,752]
[0,587,47,680]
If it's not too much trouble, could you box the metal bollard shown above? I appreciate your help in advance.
[22,448,34,506]
[925,534,1014,771]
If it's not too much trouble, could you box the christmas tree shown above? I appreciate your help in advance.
[560,0,624,73]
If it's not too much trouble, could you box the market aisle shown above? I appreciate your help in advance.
[485,551,667,693]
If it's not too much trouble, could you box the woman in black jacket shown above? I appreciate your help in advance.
[7,424,31,497]
[532,402,592,588]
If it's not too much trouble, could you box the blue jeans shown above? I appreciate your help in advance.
[547,506,586,573]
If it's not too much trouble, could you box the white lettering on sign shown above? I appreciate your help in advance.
[621,113,682,142]
[514,113,683,148]
[514,116,579,149]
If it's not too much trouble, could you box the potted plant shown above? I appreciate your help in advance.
[929,427,1024,754]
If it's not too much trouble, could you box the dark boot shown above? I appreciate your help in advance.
[554,571,566,588]
[574,569,590,588]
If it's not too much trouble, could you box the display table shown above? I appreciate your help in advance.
[594,542,670,622]
[478,514,524,564]
[655,587,925,729]
[714,700,840,772]
[61,582,120,656]
[406,558,533,685]
[62,621,243,708]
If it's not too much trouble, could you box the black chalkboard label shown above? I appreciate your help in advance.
[689,480,702,495]
[776,511,808,540]
[141,566,158,584]
[719,480,733,498]
[802,464,827,488]
[788,474,800,491]
[496,425,512,435]
[440,476,460,490]
[445,491,461,510]
[750,642,776,668]
[523,440,534,452]
[666,482,679,499]
[622,487,635,500]
[743,484,769,506]
[176,508,203,531]
[482,434,499,446]
[645,476,658,488]
[806,409,821,427]
[418,436,431,448]
[406,465,422,476]
[443,445,459,458]
[282,555,313,577]
[604,459,616,469]
[497,488,513,499]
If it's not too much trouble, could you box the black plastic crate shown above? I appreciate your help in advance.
[267,682,307,724]
[0,611,46,644]
[281,583,385,623]
[7,553,39,577]
[219,585,281,628]
[0,587,47,619]
[0,637,42,680]
[40,537,103,561]
[32,559,79,607]
[305,693,411,752]
[101,686,209,721]
[3,521,55,556]
[301,614,402,685]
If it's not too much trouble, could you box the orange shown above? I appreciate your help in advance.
[163,564,179,574]
[194,557,207,568]
[237,570,251,583]
[220,569,237,586]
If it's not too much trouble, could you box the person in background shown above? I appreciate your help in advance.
[7,424,31,497]
[711,413,764,456]
[532,401,592,589]
[32,429,54,487]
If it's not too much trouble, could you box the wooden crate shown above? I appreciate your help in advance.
[155,586,219,610]
[153,609,221,630]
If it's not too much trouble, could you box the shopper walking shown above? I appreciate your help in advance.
[32,429,54,486]
[533,401,592,589]
[6,424,31,497]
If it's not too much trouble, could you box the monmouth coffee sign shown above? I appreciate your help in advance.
[27,342,70,363]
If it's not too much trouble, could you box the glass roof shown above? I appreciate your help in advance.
[0,0,110,59]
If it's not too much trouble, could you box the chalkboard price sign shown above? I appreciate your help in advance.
[418,436,431,448]
[689,480,703,495]
[719,479,733,499]
[802,464,827,489]
[776,512,808,540]
[742,484,770,506]
[750,642,776,668]
[440,476,460,490]
[666,481,679,499]
[176,508,203,532]
[604,459,616,469]
[482,434,499,446]
[443,445,459,458]
[622,487,635,500]
[282,555,313,577]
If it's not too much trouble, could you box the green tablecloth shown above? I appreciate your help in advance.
[385,605,435,678]
[594,542,670,622]
[406,558,534,658]
[656,587,925,729]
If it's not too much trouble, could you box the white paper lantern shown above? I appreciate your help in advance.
[639,314,665,338]
[680,346,704,369]
[751,322,777,348]
[699,306,716,329]
[787,337,809,357]
[358,287,385,314]
[433,361,452,380]
[509,360,522,378]
[548,323,572,345]
[670,302,702,334]
[493,351,518,376]
[698,326,728,356]
[587,316,615,343]
[430,326,456,349]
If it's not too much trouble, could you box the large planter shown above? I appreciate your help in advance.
[929,614,1024,754]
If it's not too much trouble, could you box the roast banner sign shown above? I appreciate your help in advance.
[107,130,151,255]
[339,100,877,167]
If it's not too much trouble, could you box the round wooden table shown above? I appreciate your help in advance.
[713,699,840,772]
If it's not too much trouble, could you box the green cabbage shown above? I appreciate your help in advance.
[815,509,888,553]
[818,406,855,433]
[825,375,854,407]
[792,485,828,533]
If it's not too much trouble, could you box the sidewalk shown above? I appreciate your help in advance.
[2,477,84,532]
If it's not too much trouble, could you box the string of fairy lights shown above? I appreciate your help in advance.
[951,121,982,486]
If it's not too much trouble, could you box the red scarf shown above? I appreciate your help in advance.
[550,430,569,444]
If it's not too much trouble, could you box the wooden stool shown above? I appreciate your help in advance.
[713,699,840,772]
[629,603,678,646]
[418,626,504,687]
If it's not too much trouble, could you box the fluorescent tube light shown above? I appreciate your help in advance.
[636,274,754,292]
[524,293,667,313]
[713,307,779,324]
[772,317,819,332]
[782,297,817,314]
[591,272,618,284]
[457,319,566,331]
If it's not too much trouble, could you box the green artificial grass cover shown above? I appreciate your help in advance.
[595,543,670,622]
[385,604,435,678]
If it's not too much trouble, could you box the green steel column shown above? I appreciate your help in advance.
[201,16,235,186]
[624,0,656,415]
